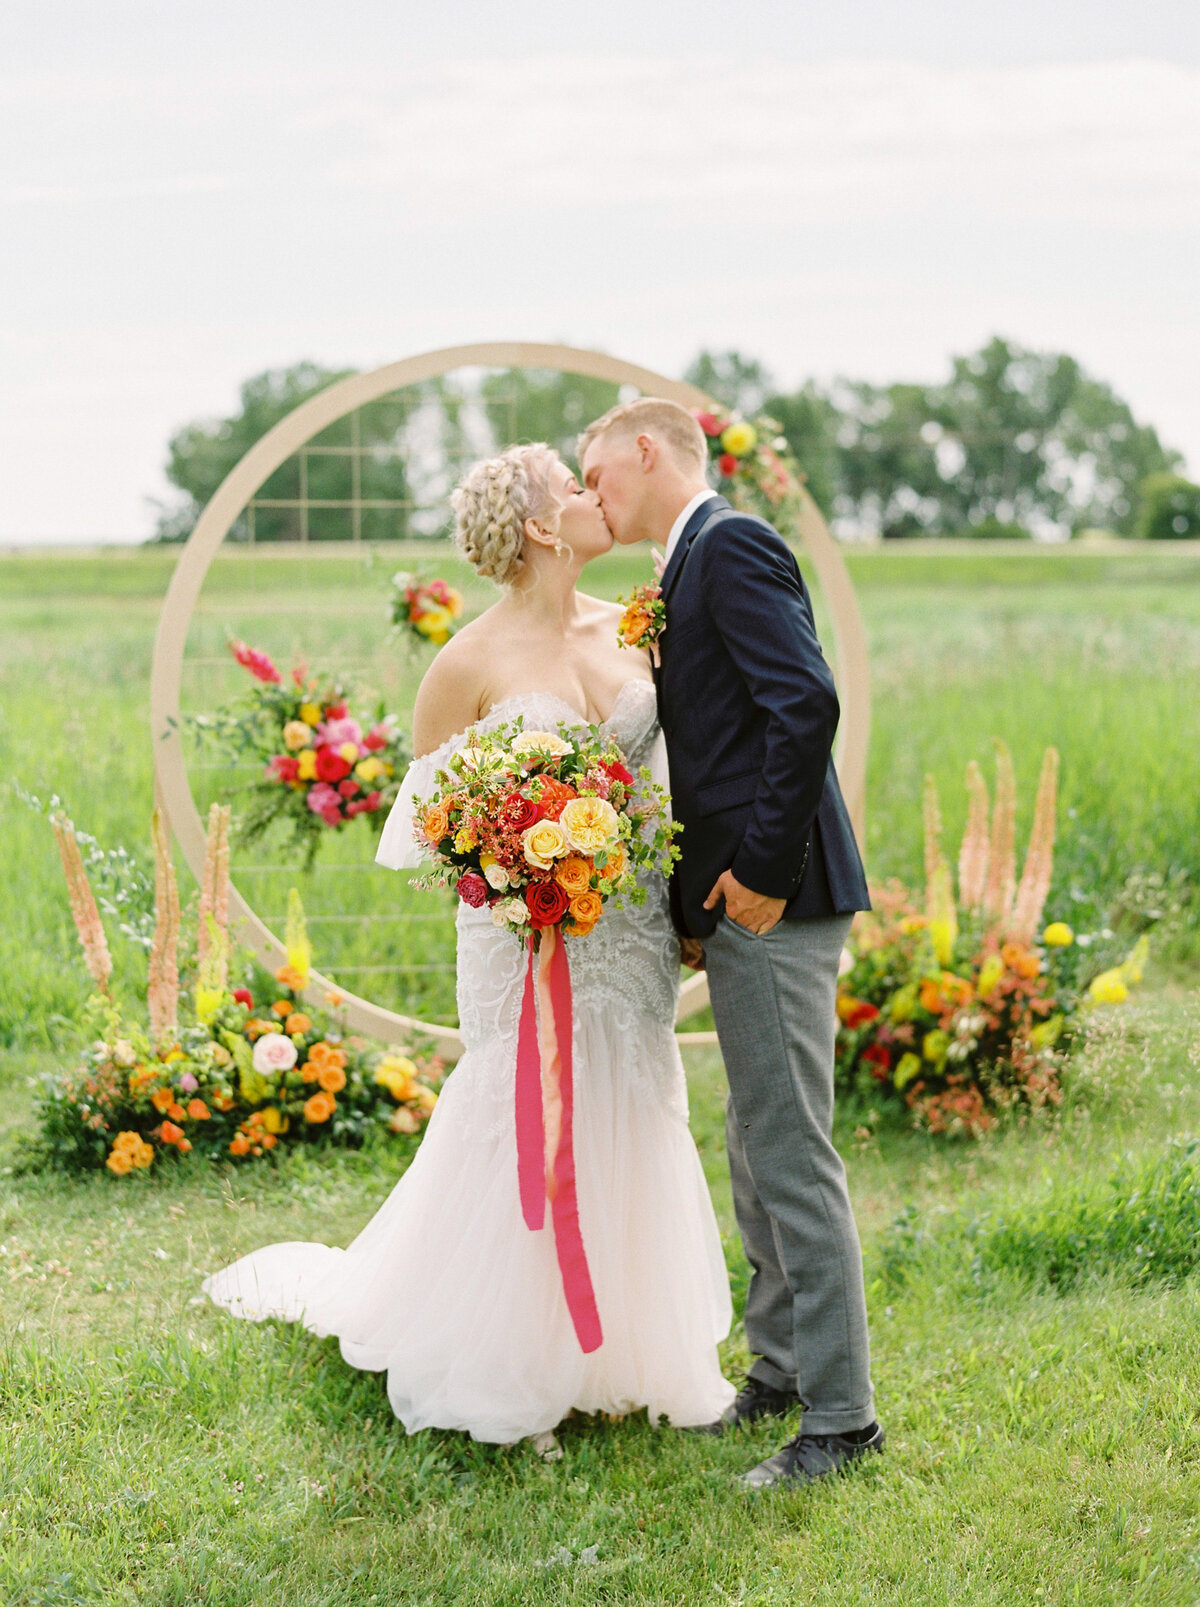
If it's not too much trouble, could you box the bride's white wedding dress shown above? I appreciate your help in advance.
[202,681,735,1443]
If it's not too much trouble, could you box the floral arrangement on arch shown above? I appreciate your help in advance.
[835,742,1147,1137]
[37,804,443,1176]
[187,641,408,868]
[389,571,464,649]
[693,405,806,529]
[413,720,678,940]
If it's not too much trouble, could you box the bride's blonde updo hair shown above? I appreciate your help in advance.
[450,444,564,589]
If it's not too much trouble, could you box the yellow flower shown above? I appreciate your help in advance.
[977,955,1005,998]
[445,588,464,618]
[453,827,478,854]
[283,720,312,751]
[1042,922,1074,947]
[355,756,385,784]
[375,1054,418,1101]
[510,730,574,760]
[413,1084,438,1114]
[416,605,453,642]
[560,795,619,856]
[299,703,322,726]
[106,1148,134,1176]
[1088,972,1129,1006]
[296,748,317,780]
[522,818,571,869]
[262,1106,289,1134]
[899,915,928,935]
[111,1130,154,1169]
[720,421,758,457]
[922,1029,949,1066]
[888,982,919,1023]
[894,1052,922,1090]
[338,741,359,764]
[195,985,225,1025]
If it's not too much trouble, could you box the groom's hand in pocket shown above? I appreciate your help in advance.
[679,938,706,971]
[704,870,787,936]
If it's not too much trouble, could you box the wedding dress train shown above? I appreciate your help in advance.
[202,681,735,1442]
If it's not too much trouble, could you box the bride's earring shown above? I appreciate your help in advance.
[554,538,565,557]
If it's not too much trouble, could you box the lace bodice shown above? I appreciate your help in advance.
[376,681,683,1114]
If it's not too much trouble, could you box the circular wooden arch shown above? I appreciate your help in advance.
[150,342,871,1057]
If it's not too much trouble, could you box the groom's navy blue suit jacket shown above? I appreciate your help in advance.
[654,495,870,940]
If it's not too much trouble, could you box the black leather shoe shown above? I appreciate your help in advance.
[737,1423,885,1488]
[694,1377,801,1436]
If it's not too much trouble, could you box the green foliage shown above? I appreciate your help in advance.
[1134,472,1200,541]
[684,348,774,416]
[478,367,621,463]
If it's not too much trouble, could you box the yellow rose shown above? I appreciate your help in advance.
[510,730,574,761]
[720,421,758,457]
[105,1148,134,1175]
[355,756,385,783]
[522,818,570,869]
[375,1055,417,1101]
[299,703,322,726]
[296,748,317,781]
[554,855,594,898]
[560,795,620,856]
[1042,922,1074,947]
[283,720,312,751]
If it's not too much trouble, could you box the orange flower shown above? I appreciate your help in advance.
[274,964,307,991]
[325,990,346,1007]
[1001,942,1041,980]
[160,1120,185,1146]
[106,1148,134,1175]
[284,1012,311,1035]
[244,1018,274,1040]
[229,1132,251,1156]
[317,1064,346,1094]
[261,1132,278,1150]
[178,1137,192,1153]
[568,890,604,935]
[246,1111,266,1128]
[554,855,594,898]
[151,1087,174,1113]
[422,803,450,843]
[308,1042,347,1072]
[166,1102,187,1122]
[299,1060,320,1083]
[187,1099,210,1121]
[304,1090,336,1123]
[272,1000,292,1019]
[211,1091,235,1112]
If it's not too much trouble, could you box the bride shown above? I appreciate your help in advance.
[203,444,736,1444]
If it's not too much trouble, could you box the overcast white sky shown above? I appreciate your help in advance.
[2,1,1198,543]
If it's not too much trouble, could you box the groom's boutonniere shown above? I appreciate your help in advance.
[616,582,665,654]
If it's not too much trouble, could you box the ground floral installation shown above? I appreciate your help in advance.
[388,571,464,649]
[414,718,680,1353]
[187,640,408,868]
[692,404,807,529]
[37,803,442,1176]
[836,742,1147,1137]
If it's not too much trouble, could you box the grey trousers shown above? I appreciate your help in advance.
[704,912,874,1435]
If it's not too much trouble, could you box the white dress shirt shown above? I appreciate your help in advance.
[663,490,719,569]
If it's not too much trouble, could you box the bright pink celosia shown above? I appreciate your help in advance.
[230,639,281,684]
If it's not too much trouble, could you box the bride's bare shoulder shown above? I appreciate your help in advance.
[411,609,498,755]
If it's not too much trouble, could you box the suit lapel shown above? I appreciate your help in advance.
[659,494,728,606]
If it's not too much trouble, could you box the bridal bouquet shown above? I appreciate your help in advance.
[188,641,408,867]
[413,721,679,939]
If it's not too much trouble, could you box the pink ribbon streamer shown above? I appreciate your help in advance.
[514,928,603,1354]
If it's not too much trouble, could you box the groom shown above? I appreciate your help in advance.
[580,399,881,1488]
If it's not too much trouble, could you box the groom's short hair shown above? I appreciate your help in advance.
[578,397,707,473]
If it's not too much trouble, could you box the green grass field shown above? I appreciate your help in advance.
[2,542,1199,1604]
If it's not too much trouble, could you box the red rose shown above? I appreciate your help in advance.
[603,759,634,787]
[718,453,739,477]
[363,724,389,751]
[233,988,253,1008]
[268,754,299,783]
[315,745,352,783]
[337,778,359,797]
[457,871,489,908]
[324,702,348,720]
[696,411,723,437]
[502,792,542,831]
[525,880,570,928]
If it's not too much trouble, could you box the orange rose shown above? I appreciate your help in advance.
[272,1000,292,1019]
[423,803,450,843]
[568,890,604,934]
[284,1012,311,1035]
[554,855,594,898]
[151,1087,174,1113]
[299,1061,320,1083]
[274,964,307,991]
[167,1102,186,1122]
[229,1132,251,1156]
[600,840,627,881]
[317,1064,347,1094]
[211,1091,235,1111]
[309,1042,347,1072]
[261,1132,278,1150]
[106,1148,133,1175]
[304,1090,336,1123]
[187,1099,210,1121]
[160,1120,185,1146]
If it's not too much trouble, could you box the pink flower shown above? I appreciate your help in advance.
[230,639,281,683]
[290,661,308,687]
[251,1032,299,1075]
[337,778,360,798]
[307,783,344,826]
[583,767,613,799]
[363,790,382,811]
[317,716,363,749]
[695,411,723,437]
[178,1070,199,1093]
[457,871,489,908]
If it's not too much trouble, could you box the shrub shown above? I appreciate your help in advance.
[1134,472,1200,541]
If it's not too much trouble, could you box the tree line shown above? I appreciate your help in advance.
[154,339,1199,543]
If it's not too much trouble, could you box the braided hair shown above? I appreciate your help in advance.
[450,444,563,590]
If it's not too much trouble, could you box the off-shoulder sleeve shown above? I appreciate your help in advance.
[374,746,452,871]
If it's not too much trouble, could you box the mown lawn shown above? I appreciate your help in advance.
[1,542,1199,1604]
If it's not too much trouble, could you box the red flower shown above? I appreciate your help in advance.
[718,453,739,477]
[268,754,299,783]
[337,778,360,797]
[843,1001,881,1030]
[861,1042,892,1079]
[502,792,542,831]
[230,639,281,683]
[233,988,253,1008]
[695,411,723,437]
[603,759,634,787]
[324,702,348,720]
[363,790,382,811]
[314,745,352,783]
[526,880,570,928]
[363,723,390,751]
[457,871,490,909]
